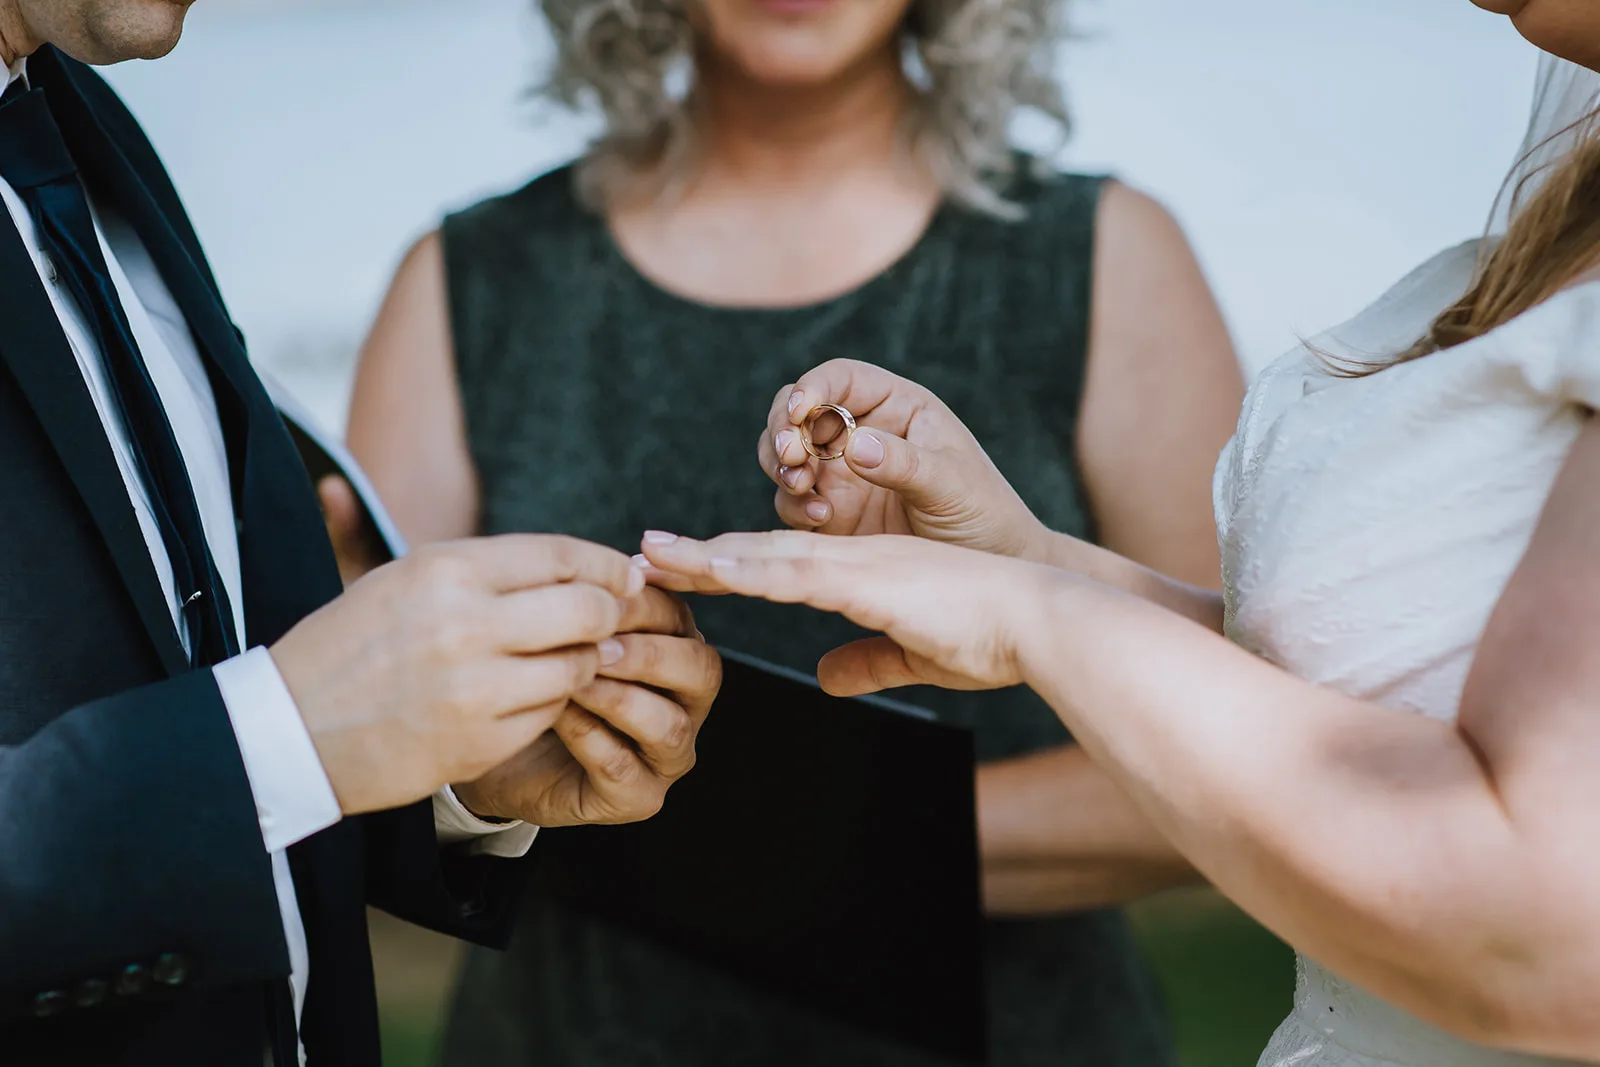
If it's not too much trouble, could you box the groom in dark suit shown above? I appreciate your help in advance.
[0,3,722,1065]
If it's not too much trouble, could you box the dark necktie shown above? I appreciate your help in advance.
[0,78,238,668]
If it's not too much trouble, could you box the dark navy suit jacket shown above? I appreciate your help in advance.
[0,46,528,1067]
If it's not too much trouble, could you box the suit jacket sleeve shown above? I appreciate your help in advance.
[360,801,535,950]
[0,670,289,1020]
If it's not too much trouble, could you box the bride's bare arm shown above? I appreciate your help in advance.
[647,416,1600,1055]
[1012,418,1600,1058]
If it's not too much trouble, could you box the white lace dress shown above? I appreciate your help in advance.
[1215,243,1599,1067]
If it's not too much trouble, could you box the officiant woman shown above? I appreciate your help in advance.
[338,0,1243,1060]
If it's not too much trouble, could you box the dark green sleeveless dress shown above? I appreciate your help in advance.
[437,163,1177,1067]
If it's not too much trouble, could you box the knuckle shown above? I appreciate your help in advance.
[632,635,665,677]
[598,747,640,785]
[539,534,581,579]
[430,614,481,660]
[414,545,473,592]
[660,710,695,756]
[572,585,621,639]
[568,649,600,692]
[676,599,699,638]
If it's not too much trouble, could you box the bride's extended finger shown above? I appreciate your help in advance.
[774,487,832,529]
[639,530,867,614]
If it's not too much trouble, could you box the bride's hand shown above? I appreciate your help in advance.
[758,360,1049,559]
[639,529,1060,697]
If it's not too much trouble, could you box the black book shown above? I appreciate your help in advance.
[272,382,987,1063]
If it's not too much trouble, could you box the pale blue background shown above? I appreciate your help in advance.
[100,0,1538,428]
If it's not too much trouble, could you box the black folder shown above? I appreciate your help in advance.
[272,383,987,1063]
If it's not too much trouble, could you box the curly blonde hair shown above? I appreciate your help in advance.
[535,0,1073,218]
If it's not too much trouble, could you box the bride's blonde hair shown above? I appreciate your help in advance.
[1388,106,1600,366]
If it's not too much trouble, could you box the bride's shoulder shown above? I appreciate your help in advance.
[1472,271,1600,410]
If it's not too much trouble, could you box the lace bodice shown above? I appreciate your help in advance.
[1215,243,1599,1067]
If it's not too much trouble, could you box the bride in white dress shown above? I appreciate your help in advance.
[639,4,1600,1065]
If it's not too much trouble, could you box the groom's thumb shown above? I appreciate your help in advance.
[844,429,945,505]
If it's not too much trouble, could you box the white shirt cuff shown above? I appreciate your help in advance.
[433,787,539,858]
[214,647,343,853]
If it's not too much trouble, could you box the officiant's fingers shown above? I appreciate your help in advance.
[572,678,699,778]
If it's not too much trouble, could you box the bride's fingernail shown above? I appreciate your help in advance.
[805,499,830,523]
[781,465,804,489]
[851,431,885,468]
[788,390,805,416]
[775,429,797,456]
[643,531,678,545]
[631,553,650,568]
[598,638,625,666]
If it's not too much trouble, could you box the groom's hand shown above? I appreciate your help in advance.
[270,534,644,816]
[453,587,721,826]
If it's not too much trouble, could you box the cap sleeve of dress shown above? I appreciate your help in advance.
[1480,280,1600,411]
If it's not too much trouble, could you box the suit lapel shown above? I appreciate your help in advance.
[33,48,346,645]
[0,204,189,674]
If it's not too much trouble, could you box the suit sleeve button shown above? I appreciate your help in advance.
[114,964,150,997]
[72,979,108,1009]
[151,953,190,987]
[30,990,68,1018]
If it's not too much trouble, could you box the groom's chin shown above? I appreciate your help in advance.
[56,0,197,64]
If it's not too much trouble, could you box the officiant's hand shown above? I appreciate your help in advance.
[453,587,721,826]
[641,529,1051,696]
[757,360,1048,558]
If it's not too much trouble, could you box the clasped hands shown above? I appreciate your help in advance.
[275,494,720,829]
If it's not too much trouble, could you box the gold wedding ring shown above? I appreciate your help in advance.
[799,404,857,462]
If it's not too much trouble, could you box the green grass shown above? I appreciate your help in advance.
[1129,888,1295,1067]
[374,890,1294,1067]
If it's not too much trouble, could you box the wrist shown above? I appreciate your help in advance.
[1006,565,1081,690]
[1014,515,1063,567]
[449,781,512,823]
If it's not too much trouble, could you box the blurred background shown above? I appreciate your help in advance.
[100,0,1538,1063]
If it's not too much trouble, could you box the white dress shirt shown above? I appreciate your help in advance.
[2,58,536,1061]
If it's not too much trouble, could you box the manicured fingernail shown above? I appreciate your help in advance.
[775,429,797,456]
[632,553,650,568]
[599,638,625,666]
[781,465,803,489]
[643,531,678,545]
[851,431,885,468]
[805,499,830,523]
[788,390,804,415]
